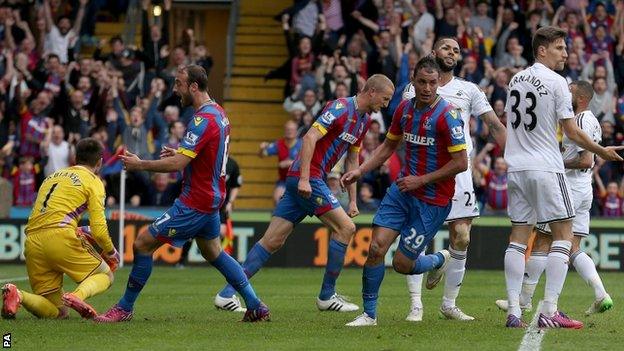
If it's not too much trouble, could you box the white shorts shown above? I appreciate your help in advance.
[446,167,480,222]
[536,185,591,237]
[507,171,575,225]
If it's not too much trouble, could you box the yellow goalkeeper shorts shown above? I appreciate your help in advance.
[24,228,105,296]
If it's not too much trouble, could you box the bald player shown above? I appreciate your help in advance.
[215,74,395,313]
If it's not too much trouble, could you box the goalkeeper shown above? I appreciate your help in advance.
[2,138,119,320]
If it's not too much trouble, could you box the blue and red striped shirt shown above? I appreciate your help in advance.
[386,96,466,206]
[288,97,370,179]
[266,138,302,181]
[485,171,508,210]
[601,194,623,217]
[20,111,49,159]
[177,102,230,213]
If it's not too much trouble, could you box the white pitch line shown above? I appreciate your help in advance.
[0,277,29,284]
[518,301,546,351]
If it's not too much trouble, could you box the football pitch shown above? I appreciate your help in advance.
[1,265,622,351]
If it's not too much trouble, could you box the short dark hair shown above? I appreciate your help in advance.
[169,120,183,132]
[532,26,567,58]
[413,55,440,77]
[182,64,209,92]
[47,53,60,62]
[110,36,123,45]
[592,76,607,85]
[75,138,103,167]
[433,37,457,50]
[57,15,71,23]
[570,80,594,101]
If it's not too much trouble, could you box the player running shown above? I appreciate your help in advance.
[502,27,622,329]
[402,37,506,322]
[95,65,269,323]
[2,138,119,320]
[496,80,613,316]
[343,56,469,327]
[214,74,395,313]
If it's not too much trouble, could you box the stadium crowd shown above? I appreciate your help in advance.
[1,0,624,217]
[268,0,624,216]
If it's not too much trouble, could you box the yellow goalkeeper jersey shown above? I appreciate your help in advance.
[26,165,114,253]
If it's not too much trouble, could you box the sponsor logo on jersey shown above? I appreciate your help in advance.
[451,126,464,140]
[184,131,199,146]
[339,132,358,144]
[404,133,435,145]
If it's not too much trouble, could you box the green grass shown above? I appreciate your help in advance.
[1,265,622,351]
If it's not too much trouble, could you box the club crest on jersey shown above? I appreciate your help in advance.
[339,132,358,144]
[168,228,177,237]
[193,116,203,126]
[321,111,336,124]
[335,102,345,109]
[423,117,432,130]
[184,131,199,145]
[451,126,464,140]
[315,197,324,205]
[449,109,459,119]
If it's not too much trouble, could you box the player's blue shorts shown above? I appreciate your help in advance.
[148,199,221,247]
[273,176,341,224]
[373,183,451,260]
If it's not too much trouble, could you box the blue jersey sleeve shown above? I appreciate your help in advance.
[442,109,467,153]
[178,116,211,158]
[312,100,347,135]
[265,141,278,156]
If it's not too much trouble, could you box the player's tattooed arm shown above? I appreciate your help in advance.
[481,111,506,148]
[563,150,593,170]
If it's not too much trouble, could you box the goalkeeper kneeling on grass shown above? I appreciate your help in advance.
[2,138,120,320]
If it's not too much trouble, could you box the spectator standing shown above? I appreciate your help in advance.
[42,0,87,63]
[43,125,72,176]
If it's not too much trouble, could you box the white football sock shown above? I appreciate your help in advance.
[406,251,425,308]
[406,274,423,308]
[441,247,467,309]
[505,242,527,318]
[542,240,571,317]
[571,250,608,300]
[520,252,547,306]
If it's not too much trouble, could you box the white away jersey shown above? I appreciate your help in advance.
[562,110,601,188]
[403,77,492,154]
[504,63,575,172]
